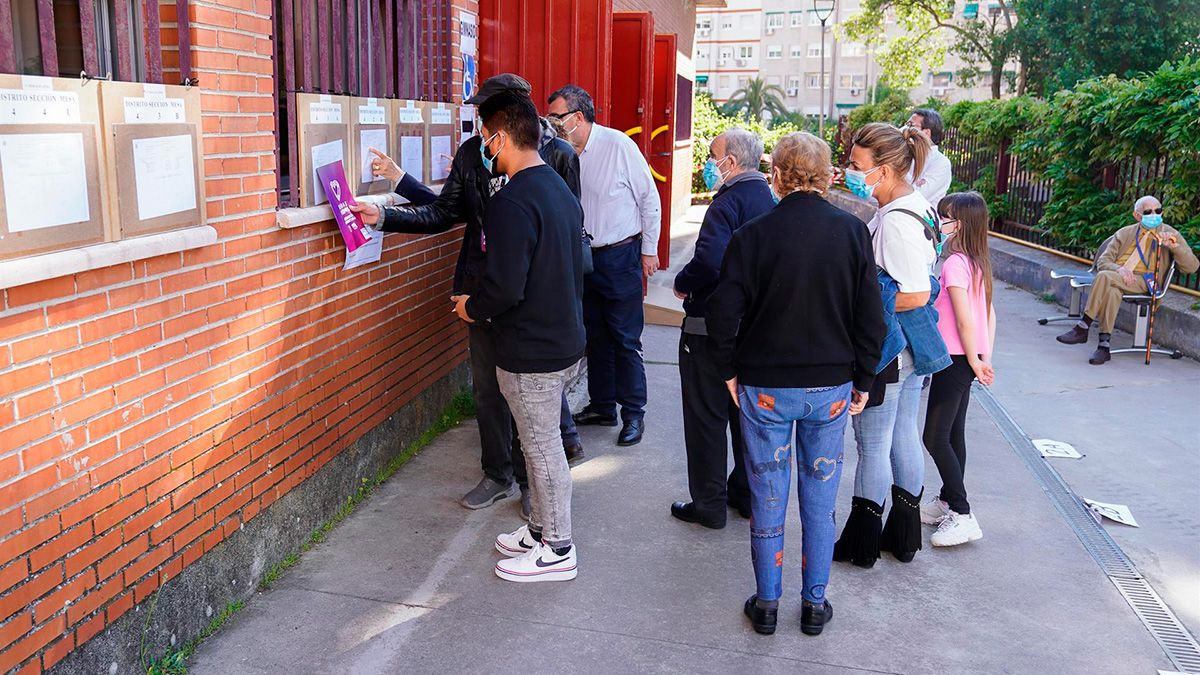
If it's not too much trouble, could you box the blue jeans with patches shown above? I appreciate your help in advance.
[739,382,853,604]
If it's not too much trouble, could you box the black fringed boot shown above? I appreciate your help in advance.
[881,485,923,563]
[833,497,883,568]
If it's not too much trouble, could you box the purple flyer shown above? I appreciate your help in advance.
[316,160,373,253]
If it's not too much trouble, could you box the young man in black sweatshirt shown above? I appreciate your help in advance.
[451,92,586,583]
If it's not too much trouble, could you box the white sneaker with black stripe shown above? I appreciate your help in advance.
[495,524,538,557]
[495,541,577,583]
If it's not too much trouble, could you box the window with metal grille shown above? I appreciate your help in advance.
[273,0,455,208]
[0,0,192,84]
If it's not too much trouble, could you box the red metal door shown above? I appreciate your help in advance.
[608,12,654,156]
[478,0,613,122]
[650,33,676,267]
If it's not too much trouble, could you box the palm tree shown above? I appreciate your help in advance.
[722,78,789,122]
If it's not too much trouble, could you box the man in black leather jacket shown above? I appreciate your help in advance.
[353,74,584,516]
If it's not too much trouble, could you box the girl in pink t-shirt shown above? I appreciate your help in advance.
[921,191,997,548]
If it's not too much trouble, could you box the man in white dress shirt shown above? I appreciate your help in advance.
[548,85,661,447]
[907,108,953,206]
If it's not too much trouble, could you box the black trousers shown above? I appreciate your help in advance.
[922,356,975,514]
[679,330,749,516]
[469,324,576,489]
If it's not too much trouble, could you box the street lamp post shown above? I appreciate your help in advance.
[813,0,835,138]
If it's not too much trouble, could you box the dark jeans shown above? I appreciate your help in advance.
[679,331,749,515]
[469,324,578,488]
[582,239,647,423]
[922,356,975,514]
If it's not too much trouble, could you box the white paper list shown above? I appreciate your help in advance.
[310,139,344,205]
[431,135,452,181]
[400,136,424,183]
[359,129,388,184]
[1,132,90,231]
[132,134,197,220]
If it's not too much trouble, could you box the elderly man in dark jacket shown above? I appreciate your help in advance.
[354,74,584,516]
[669,128,775,529]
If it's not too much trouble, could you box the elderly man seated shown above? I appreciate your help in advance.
[1056,195,1199,364]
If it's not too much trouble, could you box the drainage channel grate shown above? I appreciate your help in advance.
[974,384,1200,673]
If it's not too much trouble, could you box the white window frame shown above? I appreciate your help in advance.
[807,43,822,58]
[767,45,783,59]
[738,45,754,59]
[790,45,803,58]
[790,11,804,27]
[766,12,785,29]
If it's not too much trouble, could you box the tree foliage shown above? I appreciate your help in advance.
[721,77,790,122]
[691,92,801,192]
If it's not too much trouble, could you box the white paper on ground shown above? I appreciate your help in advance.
[400,136,424,182]
[1033,439,1082,459]
[359,128,388,183]
[132,134,197,220]
[310,139,344,205]
[431,135,452,181]
[1083,499,1139,527]
[0,132,90,231]
[344,229,383,270]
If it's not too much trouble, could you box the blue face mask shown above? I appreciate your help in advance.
[702,157,727,191]
[844,166,882,200]
[1142,213,1163,228]
[480,131,500,174]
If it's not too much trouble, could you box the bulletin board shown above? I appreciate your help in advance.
[424,102,456,187]
[0,75,108,261]
[350,96,392,197]
[295,93,351,207]
[99,81,204,239]
[395,100,426,186]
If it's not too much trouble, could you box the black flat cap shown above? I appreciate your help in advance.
[464,73,532,105]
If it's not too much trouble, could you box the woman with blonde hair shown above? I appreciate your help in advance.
[833,122,951,568]
[708,132,885,636]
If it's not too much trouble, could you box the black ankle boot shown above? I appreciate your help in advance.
[801,599,833,636]
[881,485,923,563]
[743,595,777,635]
[833,497,883,568]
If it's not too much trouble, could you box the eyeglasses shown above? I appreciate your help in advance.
[547,110,579,121]
[1142,207,1163,215]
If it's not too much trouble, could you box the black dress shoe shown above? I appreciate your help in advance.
[617,419,644,446]
[801,599,833,636]
[727,495,752,519]
[671,501,725,529]
[744,595,777,635]
[572,408,618,427]
[1056,324,1090,345]
[565,442,585,465]
[1089,346,1111,365]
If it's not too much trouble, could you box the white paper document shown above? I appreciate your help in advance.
[0,89,81,124]
[124,97,185,124]
[0,133,90,231]
[359,129,388,183]
[398,104,423,124]
[310,139,344,205]
[1032,439,1082,459]
[344,229,384,270]
[400,136,424,182]
[133,134,197,220]
[1084,499,1139,527]
[309,101,342,124]
[431,135,452,181]
[431,106,453,126]
[358,102,387,125]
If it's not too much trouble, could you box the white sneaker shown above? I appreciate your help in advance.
[920,496,950,525]
[495,541,577,583]
[931,511,983,547]
[495,524,538,557]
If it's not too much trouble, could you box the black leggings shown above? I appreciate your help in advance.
[923,356,975,514]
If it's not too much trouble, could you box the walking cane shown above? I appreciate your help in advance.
[1145,240,1160,365]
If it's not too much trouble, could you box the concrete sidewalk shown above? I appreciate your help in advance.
[190,281,1185,673]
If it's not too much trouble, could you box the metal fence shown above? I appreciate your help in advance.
[273,0,455,208]
[941,128,1199,294]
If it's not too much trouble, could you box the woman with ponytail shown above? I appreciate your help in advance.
[834,123,950,568]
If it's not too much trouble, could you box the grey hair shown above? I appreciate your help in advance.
[722,128,764,171]
[1133,195,1160,212]
[547,84,596,123]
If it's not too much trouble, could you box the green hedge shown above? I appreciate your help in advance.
[690,92,801,193]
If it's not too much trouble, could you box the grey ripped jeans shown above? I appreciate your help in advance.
[497,360,584,549]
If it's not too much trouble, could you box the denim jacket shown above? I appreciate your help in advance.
[876,269,952,376]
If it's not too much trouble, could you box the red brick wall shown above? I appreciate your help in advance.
[0,1,473,671]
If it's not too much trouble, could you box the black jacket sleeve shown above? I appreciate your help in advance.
[542,137,581,199]
[674,197,735,296]
[392,172,438,207]
[379,136,477,235]
[851,221,886,392]
[706,229,754,381]
[465,195,534,322]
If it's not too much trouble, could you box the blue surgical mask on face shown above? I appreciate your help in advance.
[480,131,500,174]
[1142,213,1163,228]
[844,166,882,200]
[703,156,729,191]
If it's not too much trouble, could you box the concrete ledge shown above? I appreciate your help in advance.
[50,363,470,675]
